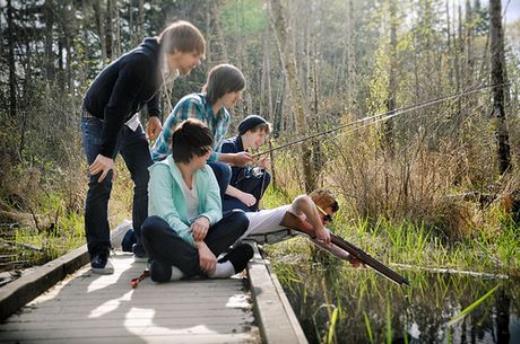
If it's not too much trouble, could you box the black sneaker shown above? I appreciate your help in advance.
[149,260,183,282]
[91,252,114,275]
[219,244,254,273]
[132,243,148,262]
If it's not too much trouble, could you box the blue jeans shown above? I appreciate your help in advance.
[208,161,231,199]
[141,211,249,277]
[80,116,152,257]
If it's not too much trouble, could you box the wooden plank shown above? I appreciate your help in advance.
[1,316,254,330]
[5,308,250,322]
[246,242,308,344]
[0,228,260,344]
[0,221,131,321]
[0,333,256,344]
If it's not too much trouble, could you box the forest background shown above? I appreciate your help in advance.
[0,0,519,275]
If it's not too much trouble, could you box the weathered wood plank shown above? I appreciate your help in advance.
[0,221,131,321]
[0,333,256,344]
[246,242,308,344]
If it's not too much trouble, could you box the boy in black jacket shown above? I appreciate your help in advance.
[81,21,205,274]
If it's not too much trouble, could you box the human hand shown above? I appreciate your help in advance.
[192,217,210,241]
[196,241,217,274]
[314,227,331,245]
[146,116,163,141]
[233,152,253,167]
[348,256,364,268]
[258,156,271,170]
[238,192,256,208]
[89,154,114,183]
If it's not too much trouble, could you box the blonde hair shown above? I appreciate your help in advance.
[309,189,339,212]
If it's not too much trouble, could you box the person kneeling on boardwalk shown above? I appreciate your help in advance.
[141,119,253,282]
[220,115,272,212]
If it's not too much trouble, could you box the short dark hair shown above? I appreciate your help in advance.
[171,119,213,163]
[202,64,246,105]
[158,20,206,57]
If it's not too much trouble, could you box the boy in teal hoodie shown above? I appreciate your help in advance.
[141,119,252,282]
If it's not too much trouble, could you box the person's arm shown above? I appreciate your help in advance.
[289,195,331,244]
[217,152,252,166]
[197,166,223,226]
[148,164,194,246]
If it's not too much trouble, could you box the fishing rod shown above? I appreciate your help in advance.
[252,83,508,158]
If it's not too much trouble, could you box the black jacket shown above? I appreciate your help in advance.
[83,37,162,157]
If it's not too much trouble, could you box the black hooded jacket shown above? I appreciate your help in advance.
[83,37,162,157]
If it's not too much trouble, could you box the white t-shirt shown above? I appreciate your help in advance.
[180,177,198,223]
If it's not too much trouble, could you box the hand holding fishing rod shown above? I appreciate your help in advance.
[280,212,409,286]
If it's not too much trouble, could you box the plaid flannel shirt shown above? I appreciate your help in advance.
[151,93,230,162]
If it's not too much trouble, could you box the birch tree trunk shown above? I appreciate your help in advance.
[268,0,315,192]
[489,0,511,174]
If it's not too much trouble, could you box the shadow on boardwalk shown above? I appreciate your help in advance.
[0,253,258,343]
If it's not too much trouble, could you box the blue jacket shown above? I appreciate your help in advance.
[148,156,222,246]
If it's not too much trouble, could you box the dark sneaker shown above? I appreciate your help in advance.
[219,244,254,273]
[121,228,136,252]
[132,243,148,262]
[91,252,114,275]
[149,261,184,283]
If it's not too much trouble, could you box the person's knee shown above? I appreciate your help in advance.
[210,162,231,184]
[141,216,164,238]
[263,172,271,186]
[88,174,113,195]
[228,211,249,235]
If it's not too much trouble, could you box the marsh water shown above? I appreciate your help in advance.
[275,261,520,343]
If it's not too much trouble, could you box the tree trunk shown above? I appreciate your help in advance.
[93,0,106,63]
[383,0,397,156]
[105,0,113,61]
[7,0,17,118]
[138,0,145,44]
[346,0,356,113]
[113,0,121,57]
[44,0,55,82]
[211,0,228,63]
[268,0,315,192]
[489,0,511,174]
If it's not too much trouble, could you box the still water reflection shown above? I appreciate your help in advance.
[275,262,519,343]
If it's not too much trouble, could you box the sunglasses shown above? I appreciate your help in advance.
[316,205,333,223]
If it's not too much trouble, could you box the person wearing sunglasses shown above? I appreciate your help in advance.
[238,188,337,244]
[236,188,362,267]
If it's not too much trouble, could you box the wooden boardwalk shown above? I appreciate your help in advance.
[0,253,259,343]
[0,221,307,343]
